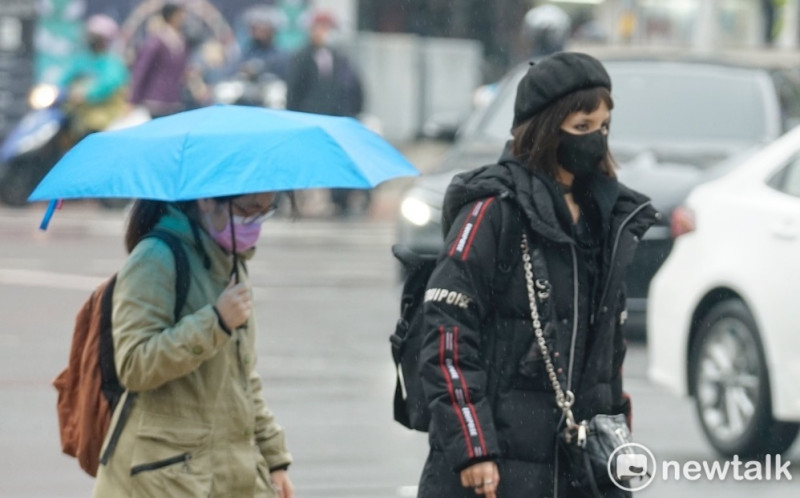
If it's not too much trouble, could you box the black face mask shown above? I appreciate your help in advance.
[556,129,608,178]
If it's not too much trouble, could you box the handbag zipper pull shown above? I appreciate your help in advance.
[577,422,588,448]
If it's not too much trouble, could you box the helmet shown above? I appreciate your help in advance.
[521,5,571,57]
[86,14,119,41]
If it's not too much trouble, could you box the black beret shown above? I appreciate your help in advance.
[512,52,611,128]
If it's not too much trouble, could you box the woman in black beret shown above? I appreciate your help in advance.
[417,52,659,497]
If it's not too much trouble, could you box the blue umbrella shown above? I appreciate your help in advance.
[29,105,420,225]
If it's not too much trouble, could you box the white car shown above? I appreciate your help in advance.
[648,124,800,457]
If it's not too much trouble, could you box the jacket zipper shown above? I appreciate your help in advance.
[130,452,191,477]
[554,202,650,497]
[552,244,580,498]
[567,244,579,393]
[592,201,653,326]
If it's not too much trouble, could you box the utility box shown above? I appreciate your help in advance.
[351,33,482,143]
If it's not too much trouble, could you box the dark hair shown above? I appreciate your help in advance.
[124,192,301,252]
[124,200,196,253]
[511,86,616,179]
[161,3,183,24]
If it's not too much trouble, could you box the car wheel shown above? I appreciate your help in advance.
[691,300,799,457]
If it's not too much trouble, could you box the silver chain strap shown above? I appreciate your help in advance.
[521,233,579,432]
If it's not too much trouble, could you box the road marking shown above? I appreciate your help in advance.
[0,268,104,291]
[0,267,387,293]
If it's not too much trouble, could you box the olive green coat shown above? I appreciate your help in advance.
[92,206,291,497]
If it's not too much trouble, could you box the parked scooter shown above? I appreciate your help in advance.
[0,83,150,207]
[0,84,66,206]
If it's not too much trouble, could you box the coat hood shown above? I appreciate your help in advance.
[442,142,657,244]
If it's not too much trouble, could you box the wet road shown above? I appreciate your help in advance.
[0,204,797,497]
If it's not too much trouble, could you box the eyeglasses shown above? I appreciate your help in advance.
[231,201,278,224]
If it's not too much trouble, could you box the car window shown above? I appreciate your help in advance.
[781,157,800,197]
[474,61,771,148]
[607,62,768,144]
[470,67,525,142]
[770,69,800,131]
[769,153,800,197]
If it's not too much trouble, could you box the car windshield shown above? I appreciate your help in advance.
[476,61,771,150]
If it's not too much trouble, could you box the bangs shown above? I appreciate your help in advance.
[567,86,614,114]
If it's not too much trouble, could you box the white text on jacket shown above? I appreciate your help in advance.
[425,288,472,309]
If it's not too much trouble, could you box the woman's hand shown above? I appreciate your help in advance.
[270,469,294,498]
[460,461,499,497]
[215,276,252,329]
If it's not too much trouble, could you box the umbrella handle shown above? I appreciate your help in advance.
[232,256,240,284]
[228,201,241,284]
[39,199,62,231]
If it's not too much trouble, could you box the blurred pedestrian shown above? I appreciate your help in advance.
[417,52,658,497]
[59,14,129,138]
[92,193,294,497]
[286,10,367,217]
[129,3,189,117]
[238,6,291,81]
[286,10,362,117]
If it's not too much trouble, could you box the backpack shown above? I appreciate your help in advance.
[390,196,519,432]
[52,230,190,477]
[390,245,438,431]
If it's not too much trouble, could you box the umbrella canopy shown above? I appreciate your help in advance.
[28,105,419,202]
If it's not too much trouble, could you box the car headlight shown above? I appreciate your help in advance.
[401,197,433,226]
[28,84,58,110]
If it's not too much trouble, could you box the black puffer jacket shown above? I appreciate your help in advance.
[417,150,658,498]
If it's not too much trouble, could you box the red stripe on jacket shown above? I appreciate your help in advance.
[448,202,478,257]
[461,197,495,261]
[453,326,488,455]
[438,326,475,458]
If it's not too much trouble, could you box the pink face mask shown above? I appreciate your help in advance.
[205,214,262,253]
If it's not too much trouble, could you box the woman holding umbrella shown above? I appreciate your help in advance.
[27,105,417,497]
[92,193,294,498]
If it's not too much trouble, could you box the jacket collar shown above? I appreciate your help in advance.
[442,141,656,245]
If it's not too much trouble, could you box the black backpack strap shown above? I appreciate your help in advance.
[99,230,190,467]
[390,244,437,430]
[98,276,121,410]
[142,229,191,321]
[493,197,552,317]
[492,197,519,293]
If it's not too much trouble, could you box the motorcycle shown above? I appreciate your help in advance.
[211,59,287,109]
[0,83,150,208]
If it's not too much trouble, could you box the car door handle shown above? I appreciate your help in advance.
[771,221,799,241]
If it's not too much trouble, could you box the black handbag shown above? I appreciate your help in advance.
[521,233,636,497]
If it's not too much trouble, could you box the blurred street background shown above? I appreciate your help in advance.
[3,0,800,497]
